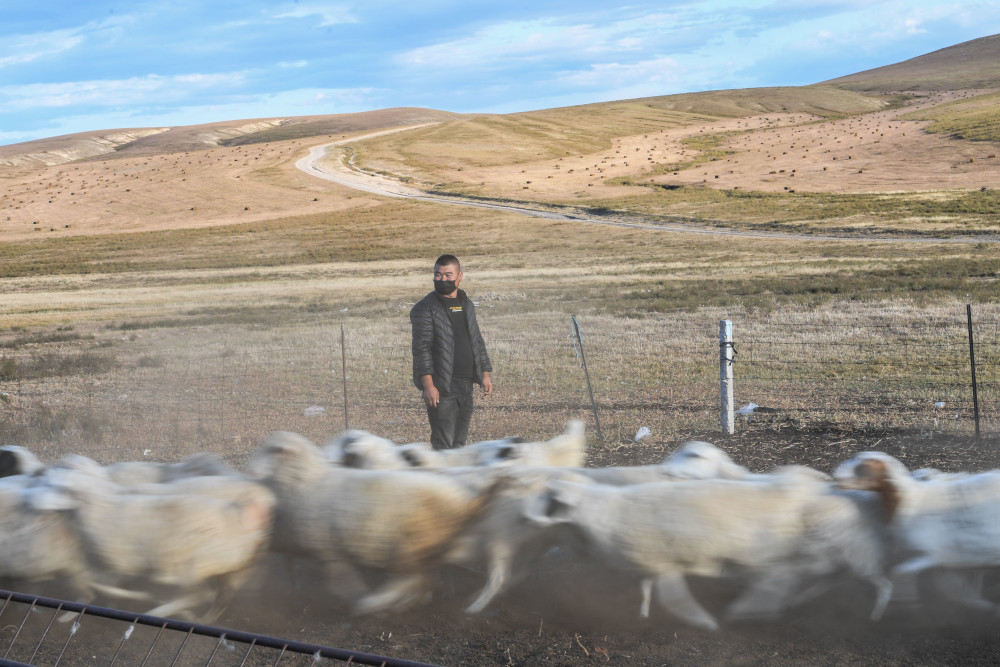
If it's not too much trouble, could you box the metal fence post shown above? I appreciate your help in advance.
[571,316,604,447]
[967,304,981,440]
[720,320,735,435]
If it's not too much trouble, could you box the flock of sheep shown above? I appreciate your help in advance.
[1,421,998,632]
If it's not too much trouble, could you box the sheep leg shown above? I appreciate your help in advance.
[725,569,805,622]
[891,555,938,579]
[465,546,513,614]
[639,577,653,618]
[652,572,719,631]
[58,580,156,623]
[199,571,251,624]
[90,582,156,602]
[321,560,370,601]
[868,575,894,621]
[144,590,214,620]
[929,570,998,614]
[354,573,430,615]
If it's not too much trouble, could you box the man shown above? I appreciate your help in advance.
[410,254,493,449]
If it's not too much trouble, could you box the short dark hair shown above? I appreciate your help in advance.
[434,254,461,271]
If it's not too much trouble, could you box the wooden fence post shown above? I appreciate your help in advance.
[720,320,735,435]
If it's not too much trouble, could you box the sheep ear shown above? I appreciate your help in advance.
[0,449,19,477]
[544,491,575,521]
[400,450,423,467]
[524,486,577,525]
[495,444,519,461]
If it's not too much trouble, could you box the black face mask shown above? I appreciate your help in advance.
[434,279,457,295]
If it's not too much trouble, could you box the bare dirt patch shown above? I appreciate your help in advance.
[0,133,384,243]
[426,90,1000,201]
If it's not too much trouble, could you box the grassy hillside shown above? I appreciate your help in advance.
[822,33,1000,91]
[625,86,892,117]
[351,86,888,181]
[901,90,1000,141]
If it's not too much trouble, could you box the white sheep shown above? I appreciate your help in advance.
[323,430,407,469]
[248,431,508,615]
[0,475,94,596]
[427,465,595,613]
[327,421,585,470]
[432,438,777,613]
[403,421,585,469]
[524,470,891,631]
[105,451,240,485]
[835,451,1000,614]
[660,440,830,482]
[396,442,446,468]
[34,465,275,621]
[468,420,586,468]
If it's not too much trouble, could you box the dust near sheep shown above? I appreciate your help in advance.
[207,425,1000,667]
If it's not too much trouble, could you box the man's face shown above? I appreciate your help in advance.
[434,263,463,286]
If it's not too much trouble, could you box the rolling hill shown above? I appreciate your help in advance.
[0,107,457,169]
[822,33,1000,91]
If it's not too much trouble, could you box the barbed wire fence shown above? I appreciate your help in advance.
[0,306,997,462]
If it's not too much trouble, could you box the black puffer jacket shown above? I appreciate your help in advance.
[410,289,492,391]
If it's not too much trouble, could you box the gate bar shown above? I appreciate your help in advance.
[0,590,442,667]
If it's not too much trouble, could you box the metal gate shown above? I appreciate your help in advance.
[0,589,442,667]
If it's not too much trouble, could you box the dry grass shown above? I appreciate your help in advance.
[337,90,1000,235]
[1,79,1000,461]
[1,292,995,467]
[1,205,997,457]
[902,90,1000,141]
[822,34,1000,92]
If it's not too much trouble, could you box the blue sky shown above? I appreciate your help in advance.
[2,1,999,146]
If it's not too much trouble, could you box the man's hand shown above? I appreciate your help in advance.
[482,371,494,398]
[421,376,440,408]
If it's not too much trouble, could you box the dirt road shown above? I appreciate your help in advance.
[296,126,999,244]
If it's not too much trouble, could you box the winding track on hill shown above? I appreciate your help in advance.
[295,127,997,244]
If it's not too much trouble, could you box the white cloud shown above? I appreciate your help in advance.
[556,57,685,89]
[0,72,247,111]
[398,13,679,69]
[0,28,84,67]
[877,2,997,37]
[273,3,358,26]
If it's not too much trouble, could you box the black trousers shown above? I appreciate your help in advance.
[427,377,474,449]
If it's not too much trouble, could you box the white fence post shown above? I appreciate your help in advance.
[720,320,735,435]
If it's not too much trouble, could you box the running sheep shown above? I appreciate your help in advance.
[248,431,508,615]
[523,468,891,631]
[32,465,275,621]
[835,451,1000,614]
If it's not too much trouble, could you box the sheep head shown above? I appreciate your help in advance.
[249,431,325,486]
[0,445,43,478]
[660,441,750,480]
[833,453,903,520]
